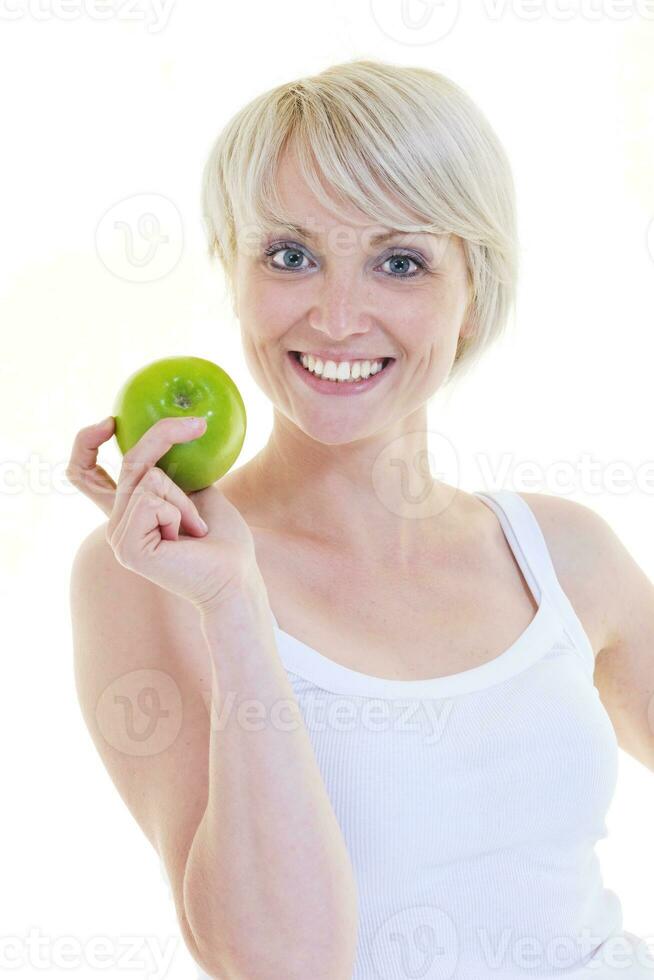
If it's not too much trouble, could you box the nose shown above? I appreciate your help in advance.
[307,267,375,343]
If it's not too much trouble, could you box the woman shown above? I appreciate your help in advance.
[68,60,654,979]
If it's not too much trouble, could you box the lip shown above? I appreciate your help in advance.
[287,350,396,396]
[291,349,395,362]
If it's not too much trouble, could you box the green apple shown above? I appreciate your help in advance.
[113,355,247,492]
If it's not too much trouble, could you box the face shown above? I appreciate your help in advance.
[231,147,473,445]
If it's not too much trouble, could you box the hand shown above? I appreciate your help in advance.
[66,415,262,613]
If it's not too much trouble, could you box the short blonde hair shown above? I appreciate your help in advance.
[201,58,518,386]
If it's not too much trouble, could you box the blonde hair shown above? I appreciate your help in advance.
[201,58,518,386]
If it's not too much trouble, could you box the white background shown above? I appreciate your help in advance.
[1,1,653,977]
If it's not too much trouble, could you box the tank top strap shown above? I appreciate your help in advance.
[473,489,595,665]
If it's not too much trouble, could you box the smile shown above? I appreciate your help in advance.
[287,350,396,396]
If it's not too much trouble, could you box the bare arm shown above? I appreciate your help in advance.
[588,512,654,774]
[71,528,358,980]
[68,415,358,977]
[184,579,359,980]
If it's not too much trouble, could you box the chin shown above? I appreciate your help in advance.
[285,409,398,447]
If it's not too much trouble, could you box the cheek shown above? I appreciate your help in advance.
[239,277,306,339]
[396,306,446,350]
[401,287,467,344]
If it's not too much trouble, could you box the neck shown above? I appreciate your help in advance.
[239,407,467,565]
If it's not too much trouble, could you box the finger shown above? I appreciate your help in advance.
[110,491,182,569]
[66,417,117,517]
[112,416,207,527]
[107,466,206,546]
[131,466,208,539]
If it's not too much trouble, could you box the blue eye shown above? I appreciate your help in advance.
[265,244,311,272]
[380,253,424,278]
[263,242,427,279]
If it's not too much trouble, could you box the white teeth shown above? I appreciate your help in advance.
[298,352,387,382]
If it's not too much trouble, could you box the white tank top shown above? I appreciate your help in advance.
[173,489,654,979]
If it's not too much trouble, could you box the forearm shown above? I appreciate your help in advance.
[183,577,358,980]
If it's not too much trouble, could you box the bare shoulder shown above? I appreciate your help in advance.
[512,490,616,555]
[71,521,205,645]
[70,521,210,708]
[69,518,213,783]
[511,491,624,656]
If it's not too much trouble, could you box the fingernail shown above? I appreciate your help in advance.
[184,417,205,428]
[197,518,209,532]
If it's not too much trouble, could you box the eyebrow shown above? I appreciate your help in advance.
[266,223,424,246]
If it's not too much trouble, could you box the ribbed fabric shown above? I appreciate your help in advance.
[172,489,653,979]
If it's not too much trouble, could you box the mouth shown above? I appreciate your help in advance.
[289,351,395,380]
[286,350,397,396]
